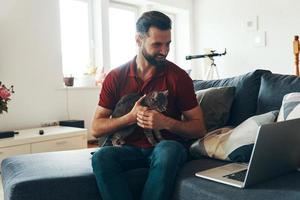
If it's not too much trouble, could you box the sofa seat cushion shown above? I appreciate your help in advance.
[173,159,300,200]
[193,69,270,126]
[1,148,148,200]
[257,73,300,114]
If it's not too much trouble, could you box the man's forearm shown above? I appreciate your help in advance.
[164,116,206,139]
[92,98,148,138]
[92,114,134,138]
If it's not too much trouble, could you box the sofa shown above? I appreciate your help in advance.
[2,69,300,200]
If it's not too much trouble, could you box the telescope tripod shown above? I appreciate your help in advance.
[204,53,220,80]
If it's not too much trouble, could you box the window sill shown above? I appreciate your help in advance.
[58,86,100,90]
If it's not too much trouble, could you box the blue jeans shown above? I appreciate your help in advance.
[92,140,187,200]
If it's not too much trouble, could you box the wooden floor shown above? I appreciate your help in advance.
[88,139,99,148]
[0,175,3,200]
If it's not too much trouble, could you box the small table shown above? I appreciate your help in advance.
[0,126,87,164]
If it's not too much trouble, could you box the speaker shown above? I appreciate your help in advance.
[59,120,84,128]
[0,131,16,139]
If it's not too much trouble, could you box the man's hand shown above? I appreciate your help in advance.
[92,95,150,137]
[128,95,148,125]
[137,109,166,130]
[137,106,207,139]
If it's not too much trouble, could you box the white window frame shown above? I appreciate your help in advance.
[109,1,139,16]
[87,0,95,68]
[163,11,176,63]
[59,0,95,79]
[108,1,139,69]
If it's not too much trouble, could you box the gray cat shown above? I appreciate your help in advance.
[103,90,168,146]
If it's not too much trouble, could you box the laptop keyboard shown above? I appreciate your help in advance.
[222,163,247,171]
[223,169,247,182]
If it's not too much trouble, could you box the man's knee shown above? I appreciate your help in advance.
[151,140,187,168]
[156,140,186,155]
[92,146,118,168]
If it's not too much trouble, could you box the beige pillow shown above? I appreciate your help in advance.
[190,111,278,162]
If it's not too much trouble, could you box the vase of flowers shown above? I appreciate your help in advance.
[0,81,14,114]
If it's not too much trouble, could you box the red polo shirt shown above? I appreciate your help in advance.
[98,57,198,148]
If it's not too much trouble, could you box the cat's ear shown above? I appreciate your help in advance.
[147,91,154,98]
[162,90,168,96]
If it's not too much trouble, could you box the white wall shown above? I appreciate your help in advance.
[193,0,300,79]
[0,0,100,139]
[0,0,66,129]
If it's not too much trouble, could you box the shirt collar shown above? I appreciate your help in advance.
[129,56,137,77]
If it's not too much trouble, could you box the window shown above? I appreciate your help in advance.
[58,0,191,86]
[108,3,138,69]
[59,0,93,77]
[164,12,176,63]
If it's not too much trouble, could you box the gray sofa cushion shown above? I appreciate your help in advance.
[193,69,270,126]
[195,87,235,131]
[1,148,148,200]
[257,73,300,114]
[3,144,300,200]
[173,159,300,200]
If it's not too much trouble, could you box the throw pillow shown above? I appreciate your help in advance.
[257,73,300,115]
[190,110,279,162]
[194,69,271,126]
[277,92,300,122]
[196,87,235,131]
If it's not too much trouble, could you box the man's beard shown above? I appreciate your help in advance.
[142,48,166,68]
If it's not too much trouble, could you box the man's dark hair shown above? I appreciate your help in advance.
[136,11,171,35]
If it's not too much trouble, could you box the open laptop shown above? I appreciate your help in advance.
[195,117,300,188]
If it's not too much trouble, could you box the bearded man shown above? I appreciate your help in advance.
[91,10,206,200]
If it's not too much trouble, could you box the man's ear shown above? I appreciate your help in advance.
[136,33,143,47]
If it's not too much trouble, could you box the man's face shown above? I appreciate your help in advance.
[138,27,171,67]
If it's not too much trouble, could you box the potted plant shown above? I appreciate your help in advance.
[63,75,74,87]
[0,81,14,114]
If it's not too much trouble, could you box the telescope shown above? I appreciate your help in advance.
[186,49,227,60]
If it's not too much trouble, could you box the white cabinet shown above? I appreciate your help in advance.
[0,144,31,163]
[0,126,87,164]
[31,135,86,153]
